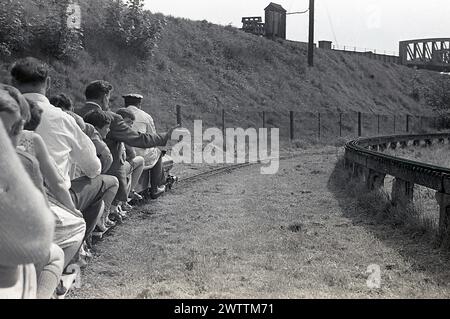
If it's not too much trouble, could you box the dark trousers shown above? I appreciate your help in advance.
[150,155,166,192]
[70,175,111,238]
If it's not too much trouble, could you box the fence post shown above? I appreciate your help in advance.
[339,113,342,137]
[358,112,362,137]
[290,111,295,141]
[262,111,266,129]
[318,112,321,140]
[222,109,226,149]
[176,105,182,126]
[394,115,396,134]
[377,114,380,135]
[406,115,410,133]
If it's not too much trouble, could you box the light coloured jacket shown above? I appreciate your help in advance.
[26,93,101,189]
[128,105,162,168]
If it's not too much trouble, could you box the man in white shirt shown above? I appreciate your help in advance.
[10,57,117,238]
[123,94,167,198]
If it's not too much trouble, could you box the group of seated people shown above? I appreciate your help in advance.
[0,57,179,299]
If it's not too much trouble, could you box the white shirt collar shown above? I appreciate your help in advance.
[22,93,51,105]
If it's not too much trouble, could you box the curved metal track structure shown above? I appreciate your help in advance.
[345,133,450,244]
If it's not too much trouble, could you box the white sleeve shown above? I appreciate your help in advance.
[66,116,101,178]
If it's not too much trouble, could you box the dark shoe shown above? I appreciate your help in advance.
[151,185,166,199]
[166,175,179,190]
[109,211,123,224]
[122,202,133,211]
[55,281,67,297]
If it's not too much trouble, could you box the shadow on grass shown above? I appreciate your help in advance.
[327,157,450,285]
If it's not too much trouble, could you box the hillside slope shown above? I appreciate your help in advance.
[0,1,439,131]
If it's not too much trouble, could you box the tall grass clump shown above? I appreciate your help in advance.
[329,157,438,242]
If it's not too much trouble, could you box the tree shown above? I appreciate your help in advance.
[0,0,26,57]
[103,0,162,60]
[28,0,83,60]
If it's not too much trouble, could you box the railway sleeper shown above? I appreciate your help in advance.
[424,139,432,147]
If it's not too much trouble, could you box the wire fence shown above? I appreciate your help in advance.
[174,108,441,143]
[331,44,398,57]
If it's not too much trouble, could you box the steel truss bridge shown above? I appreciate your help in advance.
[399,38,450,72]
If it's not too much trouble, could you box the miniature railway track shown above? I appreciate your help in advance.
[345,133,450,192]
[344,132,450,243]
[179,149,340,184]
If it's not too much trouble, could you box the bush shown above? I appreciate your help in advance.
[103,0,162,60]
[1,0,162,62]
[0,0,26,57]
[29,0,83,60]
[0,0,83,60]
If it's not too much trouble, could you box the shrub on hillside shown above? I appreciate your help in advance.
[29,0,83,60]
[0,0,26,57]
[103,0,162,60]
[0,0,83,60]
[1,0,162,62]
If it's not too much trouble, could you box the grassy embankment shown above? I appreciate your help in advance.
[0,0,441,144]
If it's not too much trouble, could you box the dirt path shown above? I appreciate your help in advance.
[71,147,450,299]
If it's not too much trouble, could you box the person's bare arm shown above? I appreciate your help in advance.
[0,121,54,267]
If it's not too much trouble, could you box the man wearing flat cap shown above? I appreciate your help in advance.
[123,93,167,198]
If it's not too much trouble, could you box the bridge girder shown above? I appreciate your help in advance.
[399,38,450,71]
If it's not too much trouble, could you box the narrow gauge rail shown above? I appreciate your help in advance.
[345,132,450,245]
[180,150,339,183]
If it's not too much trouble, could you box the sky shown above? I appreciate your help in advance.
[144,0,450,55]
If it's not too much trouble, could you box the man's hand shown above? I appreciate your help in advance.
[166,125,182,140]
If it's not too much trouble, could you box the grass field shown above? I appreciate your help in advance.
[384,143,450,169]
[69,146,450,299]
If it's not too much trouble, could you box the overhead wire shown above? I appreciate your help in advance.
[286,9,309,15]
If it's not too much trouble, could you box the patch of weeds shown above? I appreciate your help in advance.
[323,272,348,288]
[329,157,437,240]
[287,223,303,233]
[136,289,151,299]
[185,261,195,271]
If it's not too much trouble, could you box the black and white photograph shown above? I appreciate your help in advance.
[1,0,450,306]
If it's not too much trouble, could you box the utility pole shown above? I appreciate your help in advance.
[308,0,315,67]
